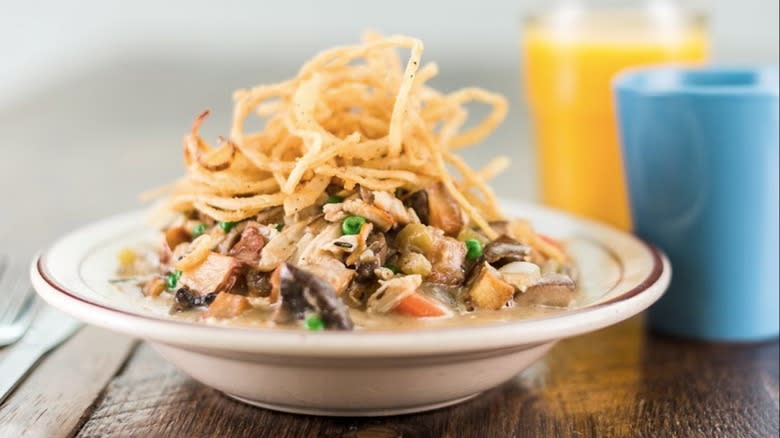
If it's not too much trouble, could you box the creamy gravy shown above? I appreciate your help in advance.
[120,283,573,331]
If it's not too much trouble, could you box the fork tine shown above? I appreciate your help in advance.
[11,292,37,324]
[0,256,18,312]
[2,286,34,325]
[0,261,34,323]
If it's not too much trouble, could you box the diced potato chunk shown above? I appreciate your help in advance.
[203,292,252,319]
[395,223,435,254]
[468,262,516,310]
[164,226,191,250]
[179,252,241,295]
[142,277,166,297]
[398,251,432,276]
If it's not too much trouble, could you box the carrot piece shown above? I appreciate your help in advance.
[393,293,445,317]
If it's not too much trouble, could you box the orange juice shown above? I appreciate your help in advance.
[523,8,708,229]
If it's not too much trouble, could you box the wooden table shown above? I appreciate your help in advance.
[0,315,776,438]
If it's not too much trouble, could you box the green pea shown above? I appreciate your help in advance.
[341,215,366,235]
[191,222,207,237]
[465,239,483,260]
[166,270,182,289]
[326,195,343,204]
[304,314,325,331]
[219,221,238,232]
[275,223,284,232]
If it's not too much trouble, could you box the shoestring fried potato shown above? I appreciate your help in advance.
[161,34,509,238]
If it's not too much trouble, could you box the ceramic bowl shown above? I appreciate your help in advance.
[31,201,669,416]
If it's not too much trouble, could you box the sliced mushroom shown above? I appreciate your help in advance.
[171,287,217,313]
[354,232,389,282]
[515,274,575,308]
[539,259,578,281]
[406,190,429,224]
[466,261,516,310]
[483,235,531,267]
[244,269,272,297]
[273,263,354,330]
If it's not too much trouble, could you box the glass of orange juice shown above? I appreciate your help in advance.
[522,0,708,230]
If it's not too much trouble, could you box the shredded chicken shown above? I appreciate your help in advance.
[367,275,422,313]
[340,199,395,231]
[372,191,410,225]
[427,233,466,285]
[256,218,312,271]
[302,258,356,295]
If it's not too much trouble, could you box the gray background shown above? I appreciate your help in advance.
[1,0,778,258]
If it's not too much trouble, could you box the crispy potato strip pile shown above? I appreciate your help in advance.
[162,33,509,239]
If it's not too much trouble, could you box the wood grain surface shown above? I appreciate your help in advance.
[8,316,762,438]
[0,327,136,438]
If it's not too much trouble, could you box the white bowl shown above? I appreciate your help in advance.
[30,201,669,416]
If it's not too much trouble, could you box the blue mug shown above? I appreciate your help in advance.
[614,66,779,341]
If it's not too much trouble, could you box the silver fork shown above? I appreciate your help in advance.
[0,255,38,347]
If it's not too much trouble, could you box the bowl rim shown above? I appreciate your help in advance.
[31,201,671,358]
